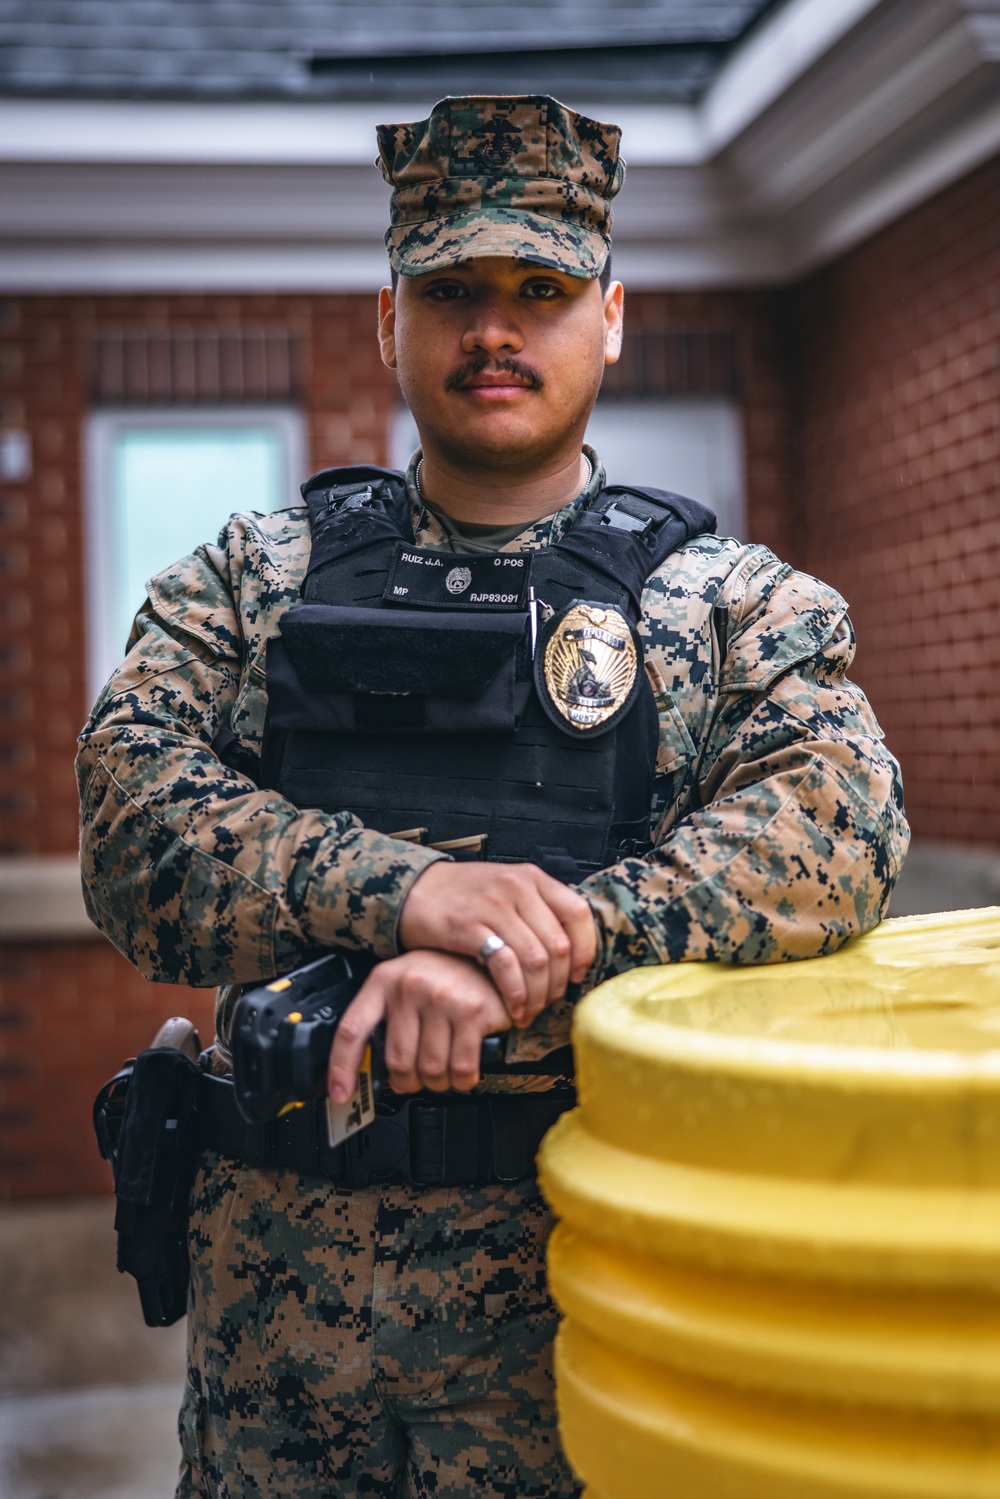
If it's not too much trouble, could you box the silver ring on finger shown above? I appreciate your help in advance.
[477,932,507,965]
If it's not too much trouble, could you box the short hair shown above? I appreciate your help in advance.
[389,255,613,295]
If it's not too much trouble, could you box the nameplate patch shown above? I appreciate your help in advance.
[383,543,529,611]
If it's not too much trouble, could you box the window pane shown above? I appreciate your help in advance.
[584,399,746,540]
[111,427,283,652]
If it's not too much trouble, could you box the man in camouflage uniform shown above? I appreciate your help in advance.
[77,96,909,1498]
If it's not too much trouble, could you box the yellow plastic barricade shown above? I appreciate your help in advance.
[538,908,1000,1498]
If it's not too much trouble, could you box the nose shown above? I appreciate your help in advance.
[460,293,524,357]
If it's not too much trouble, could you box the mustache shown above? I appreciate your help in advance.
[445,353,544,393]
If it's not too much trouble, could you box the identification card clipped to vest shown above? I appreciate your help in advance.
[384,543,530,611]
[535,599,643,736]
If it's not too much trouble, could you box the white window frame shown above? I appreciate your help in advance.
[84,405,307,702]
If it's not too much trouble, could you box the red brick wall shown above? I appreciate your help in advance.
[0,293,401,862]
[0,281,818,1200]
[795,159,1000,844]
[0,292,404,1199]
[2,945,215,1199]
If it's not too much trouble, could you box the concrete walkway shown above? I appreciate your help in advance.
[0,1199,186,1499]
[0,1384,184,1499]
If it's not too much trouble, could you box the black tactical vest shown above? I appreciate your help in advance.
[260,466,714,883]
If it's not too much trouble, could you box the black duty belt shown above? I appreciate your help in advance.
[197,1072,575,1192]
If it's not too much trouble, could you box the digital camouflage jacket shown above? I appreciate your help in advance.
[76,453,910,1064]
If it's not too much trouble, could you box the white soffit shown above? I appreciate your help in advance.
[0,100,433,166]
[0,0,998,291]
[699,0,886,152]
[0,99,705,167]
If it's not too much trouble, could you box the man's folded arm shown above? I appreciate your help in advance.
[581,602,910,983]
[76,594,445,988]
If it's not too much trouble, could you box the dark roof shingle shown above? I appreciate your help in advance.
[0,0,779,102]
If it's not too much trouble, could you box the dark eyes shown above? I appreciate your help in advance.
[425,282,468,301]
[423,280,565,302]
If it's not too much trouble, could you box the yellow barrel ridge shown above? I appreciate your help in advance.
[538,908,1000,1497]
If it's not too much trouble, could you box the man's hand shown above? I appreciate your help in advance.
[397,862,597,1027]
[328,950,511,1103]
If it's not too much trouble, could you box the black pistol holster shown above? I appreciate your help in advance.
[93,1039,203,1328]
[93,997,574,1330]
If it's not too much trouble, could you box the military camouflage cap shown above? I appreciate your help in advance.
[377,95,625,279]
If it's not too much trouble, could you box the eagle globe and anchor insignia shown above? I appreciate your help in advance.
[535,602,642,736]
[470,114,523,171]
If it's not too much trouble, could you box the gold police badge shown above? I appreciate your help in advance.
[535,601,641,736]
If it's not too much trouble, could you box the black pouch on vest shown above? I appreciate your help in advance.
[99,1048,202,1328]
[267,603,529,735]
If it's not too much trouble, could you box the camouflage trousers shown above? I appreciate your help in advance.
[175,1150,581,1499]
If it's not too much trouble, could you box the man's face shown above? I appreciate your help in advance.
[378,257,623,476]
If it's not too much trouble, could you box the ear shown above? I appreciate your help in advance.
[378,286,397,370]
[602,281,624,366]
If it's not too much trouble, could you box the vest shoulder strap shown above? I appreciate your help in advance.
[301,464,413,575]
[301,463,406,504]
[553,484,716,611]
